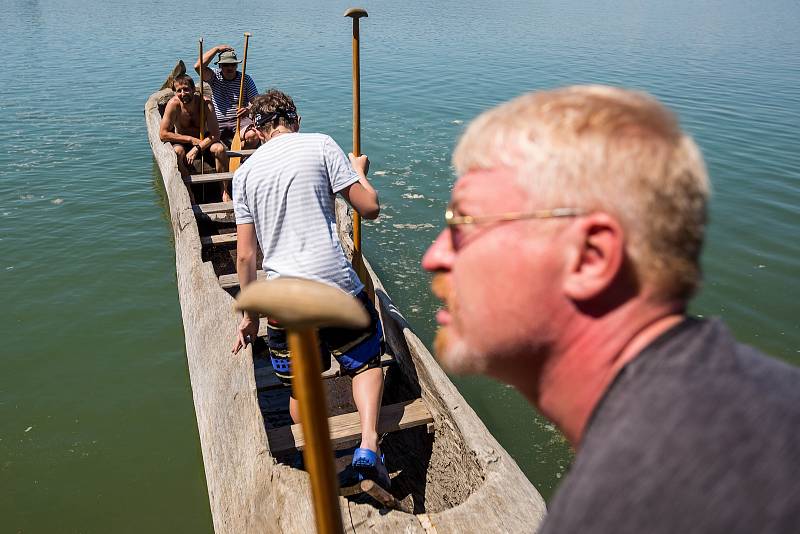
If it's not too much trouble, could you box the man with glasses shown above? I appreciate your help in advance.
[423,85,800,533]
[196,44,260,200]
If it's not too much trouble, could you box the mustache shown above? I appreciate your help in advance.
[430,273,449,301]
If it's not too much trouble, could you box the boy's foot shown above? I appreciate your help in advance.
[349,447,390,489]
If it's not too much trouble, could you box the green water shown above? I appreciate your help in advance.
[2,0,799,531]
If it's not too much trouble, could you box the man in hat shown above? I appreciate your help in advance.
[422,85,800,533]
[195,44,260,150]
[159,74,227,200]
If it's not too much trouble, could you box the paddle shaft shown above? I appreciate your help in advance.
[198,38,205,175]
[287,328,344,534]
[229,33,251,174]
[350,15,363,254]
[235,33,251,136]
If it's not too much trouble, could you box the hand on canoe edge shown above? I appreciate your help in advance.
[232,314,260,354]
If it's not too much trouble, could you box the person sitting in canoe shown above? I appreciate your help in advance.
[230,89,390,488]
[159,74,228,200]
[195,44,260,151]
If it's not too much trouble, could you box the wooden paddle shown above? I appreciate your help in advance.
[198,38,205,175]
[229,32,251,173]
[236,278,368,534]
[344,8,374,301]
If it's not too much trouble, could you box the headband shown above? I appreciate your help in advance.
[253,108,299,128]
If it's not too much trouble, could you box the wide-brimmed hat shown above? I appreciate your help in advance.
[216,50,241,65]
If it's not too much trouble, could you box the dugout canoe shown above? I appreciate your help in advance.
[144,71,546,533]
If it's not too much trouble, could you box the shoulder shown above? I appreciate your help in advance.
[163,96,180,113]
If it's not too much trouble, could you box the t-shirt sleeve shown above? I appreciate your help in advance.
[232,165,254,224]
[246,74,259,103]
[323,136,360,194]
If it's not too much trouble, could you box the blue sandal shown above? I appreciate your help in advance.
[351,447,391,489]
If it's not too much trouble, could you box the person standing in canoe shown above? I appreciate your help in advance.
[422,85,800,533]
[195,44,260,150]
[159,74,228,196]
[231,89,390,488]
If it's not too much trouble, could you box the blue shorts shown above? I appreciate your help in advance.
[266,290,383,388]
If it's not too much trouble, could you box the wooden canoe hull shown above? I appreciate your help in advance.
[145,87,546,533]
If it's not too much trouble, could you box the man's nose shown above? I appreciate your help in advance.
[422,230,455,273]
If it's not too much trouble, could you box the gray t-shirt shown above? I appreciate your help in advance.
[540,318,800,534]
[232,132,363,295]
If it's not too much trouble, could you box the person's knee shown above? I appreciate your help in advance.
[174,145,186,157]
[210,142,227,156]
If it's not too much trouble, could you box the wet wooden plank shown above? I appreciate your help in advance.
[267,398,433,455]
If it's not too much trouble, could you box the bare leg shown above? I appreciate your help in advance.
[351,367,384,452]
[289,396,301,425]
[174,145,196,204]
[210,142,231,202]
[211,141,229,173]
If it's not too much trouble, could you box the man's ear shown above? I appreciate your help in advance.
[255,128,269,142]
[563,213,625,301]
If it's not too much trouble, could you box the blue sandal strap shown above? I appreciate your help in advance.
[352,447,378,467]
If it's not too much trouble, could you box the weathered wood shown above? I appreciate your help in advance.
[267,399,433,456]
[201,232,237,247]
[227,148,257,157]
[360,480,413,514]
[194,201,233,216]
[220,270,267,289]
[188,171,233,184]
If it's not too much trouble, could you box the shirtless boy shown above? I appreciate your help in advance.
[159,74,230,201]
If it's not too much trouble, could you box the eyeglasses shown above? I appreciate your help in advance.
[445,204,585,249]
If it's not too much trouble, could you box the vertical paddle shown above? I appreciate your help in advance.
[228,32,251,174]
[344,8,374,301]
[237,279,365,534]
[198,38,205,176]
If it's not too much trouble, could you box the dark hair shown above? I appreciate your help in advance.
[250,89,299,132]
[173,74,195,90]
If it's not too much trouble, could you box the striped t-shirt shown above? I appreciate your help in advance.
[206,68,258,130]
[232,132,364,295]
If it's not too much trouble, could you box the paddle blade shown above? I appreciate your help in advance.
[229,130,242,172]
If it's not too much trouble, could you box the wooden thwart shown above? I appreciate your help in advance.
[227,148,257,158]
[200,232,237,246]
[267,398,433,456]
[193,201,233,216]
[219,270,266,289]
[187,171,233,184]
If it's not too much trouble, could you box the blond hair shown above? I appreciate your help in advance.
[453,85,710,301]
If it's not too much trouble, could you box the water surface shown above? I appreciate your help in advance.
[2,0,799,531]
